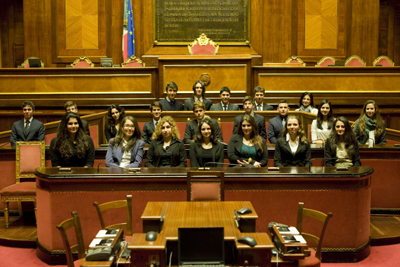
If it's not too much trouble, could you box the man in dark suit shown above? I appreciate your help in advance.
[10,100,45,146]
[233,96,267,140]
[210,87,240,111]
[268,100,290,144]
[184,80,212,111]
[158,81,184,111]
[64,101,90,136]
[142,101,162,144]
[183,101,222,144]
[253,86,273,111]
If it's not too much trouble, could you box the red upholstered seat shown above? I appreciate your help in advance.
[71,56,94,68]
[345,55,366,66]
[122,56,145,67]
[0,182,36,196]
[373,56,394,67]
[188,33,219,55]
[316,56,336,67]
[298,248,320,267]
[285,56,306,66]
[187,171,224,201]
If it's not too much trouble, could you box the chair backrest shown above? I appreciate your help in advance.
[188,33,219,55]
[16,141,45,183]
[345,55,366,66]
[285,56,306,66]
[187,171,224,201]
[56,211,85,267]
[20,57,45,68]
[93,195,132,236]
[296,202,333,260]
[71,56,94,68]
[373,55,394,67]
[315,56,336,67]
[121,56,145,67]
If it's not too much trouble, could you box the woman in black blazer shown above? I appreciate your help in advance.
[228,114,268,167]
[325,116,361,167]
[145,116,187,167]
[189,118,224,167]
[274,115,311,167]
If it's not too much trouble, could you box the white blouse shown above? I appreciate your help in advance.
[311,120,332,143]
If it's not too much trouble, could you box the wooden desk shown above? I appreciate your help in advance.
[128,201,273,267]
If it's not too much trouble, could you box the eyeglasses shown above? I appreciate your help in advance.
[124,124,135,129]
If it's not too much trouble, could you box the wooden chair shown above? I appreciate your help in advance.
[121,55,145,67]
[373,55,394,67]
[187,171,224,201]
[93,195,132,241]
[70,56,94,68]
[296,202,333,267]
[188,33,219,55]
[56,211,85,267]
[345,55,366,66]
[0,141,45,228]
[20,57,45,68]
[285,56,306,66]
[315,56,336,67]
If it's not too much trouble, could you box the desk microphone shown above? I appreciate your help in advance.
[202,158,253,168]
[96,162,140,174]
[234,210,240,229]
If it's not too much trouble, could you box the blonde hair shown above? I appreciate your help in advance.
[281,115,308,144]
[151,116,180,140]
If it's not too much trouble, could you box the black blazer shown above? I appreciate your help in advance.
[10,118,45,146]
[253,103,273,111]
[233,113,267,141]
[274,137,311,167]
[210,102,240,111]
[142,120,156,144]
[227,134,268,167]
[159,98,184,111]
[104,123,117,142]
[324,139,361,167]
[189,141,225,167]
[268,115,286,144]
[184,97,213,111]
[145,139,187,167]
[183,119,222,144]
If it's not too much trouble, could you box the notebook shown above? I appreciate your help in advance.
[178,227,225,266]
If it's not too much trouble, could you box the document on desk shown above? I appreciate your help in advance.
[277,226,300,235]
[89,238,114,248]
[95,229,119,238]
[282,235,306,243]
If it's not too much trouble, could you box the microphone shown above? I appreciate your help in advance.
[234,210,240,229]
[96,162,140,174]
[202,158,254,169]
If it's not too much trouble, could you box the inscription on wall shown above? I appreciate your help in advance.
[154,0,250,45]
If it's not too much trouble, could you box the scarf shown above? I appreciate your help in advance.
[298,105,313,113]
[364,117,376,134]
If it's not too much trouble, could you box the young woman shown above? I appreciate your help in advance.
[227,114,268,168]
[106,116,145,168]
[353,100,386,145]
[50,112,95,167]
[311,99,335,144]
[105,104,125,142]
[145,116,187,167]
[325,117,361,167]
[189,118,224,167]
[274,115,311,167]
[295,92,318,114]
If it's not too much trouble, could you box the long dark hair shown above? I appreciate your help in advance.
[106,104,125,129]
[194,118,218,144]
[237,114,264,152]
[281,115,308,144]
[299,92,314,108]
[54,112,89,162]
[110,116,142,152]
[316,99,335,130]
[192,80,206,97]
[356,100,384,138]
[328,117,357,159]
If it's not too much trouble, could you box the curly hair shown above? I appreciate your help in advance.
[281,115,308,144]
[106,104,125,130]
[237,114,264,152]
[193,118,218,144]
[316,99,335,130]
[299,92,314,108]
[54,112,89,163]
[328,117,357,159]
[151,116,180,140]
[356,100,384,138]
[110,116,142,152]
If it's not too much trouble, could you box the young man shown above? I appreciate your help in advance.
[10,101,45,146]
[268,100,290,144]
[183,101,222,144]
[253,86,273,111]
[210,87,240,111]
[142,101,163,144]
[64,101,90,136]
[158,81,184,111]
[184,80,212,111]
[232,96,267,140]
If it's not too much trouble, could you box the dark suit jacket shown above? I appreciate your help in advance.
[274,137,311,167]
[104,123,117,142]
[81,119,90,136]
[233,113,267,141]
[159,98,184,111]
[189,141,225,167]
[145,139,187,167]
[183,119,222,144]
[49,136,95,167]
[324,139,361,167]
[253,103,273,111]
[227,134,268,167]
[105,139,145,167]
[353,119,386,145]
[142,120,156,144]
[10,118,45,146]
[184,97,212,111]
[268,115,286,144]
[210,102,240,111]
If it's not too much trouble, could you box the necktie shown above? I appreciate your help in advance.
[24,120,30,135]
[282,118,286,128]
[155,121,158,127]
[258,105,261,111]
[223,106,227,111]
